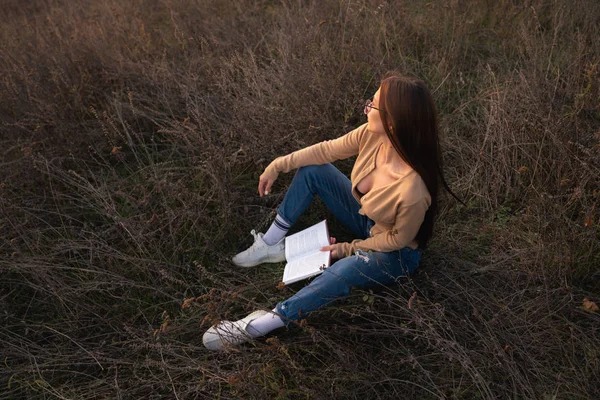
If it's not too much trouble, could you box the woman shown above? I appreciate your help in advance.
[203,72,461,351]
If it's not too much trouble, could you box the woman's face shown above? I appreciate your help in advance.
[366,88,386,136]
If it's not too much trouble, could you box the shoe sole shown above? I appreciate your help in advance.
[232,253,286,268]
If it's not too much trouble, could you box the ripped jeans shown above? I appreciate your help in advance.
[275,163,422,326]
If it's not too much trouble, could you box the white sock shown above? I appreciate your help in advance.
[246,308,285,338]
[262,214,291,246]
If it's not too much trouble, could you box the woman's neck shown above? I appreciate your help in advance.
[381,137,411,174]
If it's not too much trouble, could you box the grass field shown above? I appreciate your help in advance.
[1,0,599,398]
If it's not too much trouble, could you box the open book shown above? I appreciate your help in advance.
[282,219,331,285]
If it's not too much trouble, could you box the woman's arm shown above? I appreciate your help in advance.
[262,123,368,181]
[336,197,430,257]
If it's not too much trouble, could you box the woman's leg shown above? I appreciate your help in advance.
[234,164,371,266]
[276,163,373,239]
[205,247,420,350]
[275,246,422,326]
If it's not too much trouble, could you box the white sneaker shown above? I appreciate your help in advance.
[231,229,286,267]
[203,310,269,350]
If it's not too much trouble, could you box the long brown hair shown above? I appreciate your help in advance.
[378,72,464,249]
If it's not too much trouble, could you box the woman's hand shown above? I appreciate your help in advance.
[258,172,277,197]
[320,236,341,261]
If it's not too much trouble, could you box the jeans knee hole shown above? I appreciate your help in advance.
[354,250,370,264]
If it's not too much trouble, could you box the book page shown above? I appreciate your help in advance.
[282,249,330,285]
[284,219,330,262]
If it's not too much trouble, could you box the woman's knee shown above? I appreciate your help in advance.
[326,250,384,287]
[324,254,370,287]
[296,163,333,180]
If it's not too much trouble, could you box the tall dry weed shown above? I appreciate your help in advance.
[1,0,598,398]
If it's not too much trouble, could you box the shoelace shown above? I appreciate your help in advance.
[248,229,261,253]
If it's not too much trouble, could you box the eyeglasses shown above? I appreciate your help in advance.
[364,99,383,115]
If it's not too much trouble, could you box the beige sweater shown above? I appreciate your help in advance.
[263,123,431,257]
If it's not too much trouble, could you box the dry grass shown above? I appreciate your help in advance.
[1,0,599,398]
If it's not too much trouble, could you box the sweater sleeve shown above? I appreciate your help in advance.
[262,123,368,180]
[337,197,430,257]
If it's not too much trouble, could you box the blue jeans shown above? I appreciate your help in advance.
[275,164,422,326]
